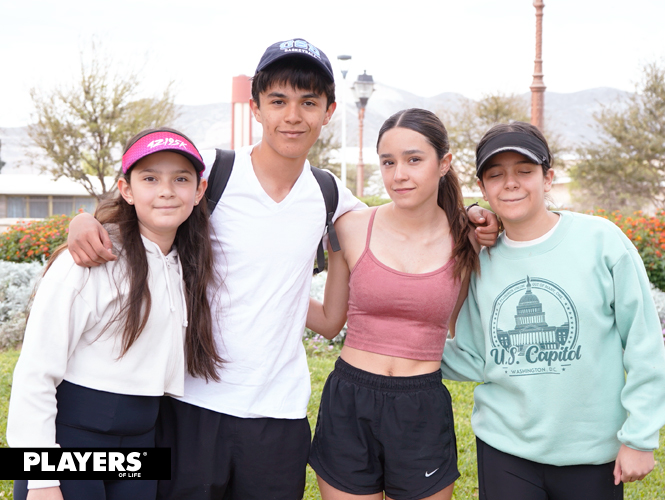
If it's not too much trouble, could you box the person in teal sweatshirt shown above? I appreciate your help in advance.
[441,121,665,500]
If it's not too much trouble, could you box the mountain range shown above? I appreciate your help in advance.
[0,85,628,175]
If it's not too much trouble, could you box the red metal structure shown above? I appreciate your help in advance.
[231,75,252,150]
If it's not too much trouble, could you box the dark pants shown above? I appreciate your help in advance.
[156,396,311,500]
[14,380,160,500]
[477,437,623,500]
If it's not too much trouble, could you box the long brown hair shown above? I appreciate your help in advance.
[377,108,479,279]
[47,128,222,381]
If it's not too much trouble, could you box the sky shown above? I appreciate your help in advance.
[1,0,664,128]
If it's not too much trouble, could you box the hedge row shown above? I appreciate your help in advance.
[2,210,665,291]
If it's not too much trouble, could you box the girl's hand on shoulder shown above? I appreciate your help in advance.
[613,444,655,484]
[68,213,116,267]
[27,486,64,500]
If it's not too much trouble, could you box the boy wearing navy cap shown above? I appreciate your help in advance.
[66,38,498,499]
[153,39,351,500]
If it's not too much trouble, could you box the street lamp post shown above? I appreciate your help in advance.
[351,71,374,198]
[337,55,352,188]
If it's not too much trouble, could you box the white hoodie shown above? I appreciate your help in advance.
[7,232,188,451]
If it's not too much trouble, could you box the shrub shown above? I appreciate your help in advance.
[0,215,70,263]
[0,260,44,348]
[359,195,390,207]
[589,209,665,291]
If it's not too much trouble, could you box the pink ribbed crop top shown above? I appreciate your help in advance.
[345,208,462,361]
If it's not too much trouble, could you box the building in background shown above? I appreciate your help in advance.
[0,175,97,231]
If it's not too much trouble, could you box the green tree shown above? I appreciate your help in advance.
[308,125,341,174]
[440,92,530,188]
[27,43,177,200]
[570,62,665,211]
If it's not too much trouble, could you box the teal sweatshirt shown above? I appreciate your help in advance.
[442,211,665,466]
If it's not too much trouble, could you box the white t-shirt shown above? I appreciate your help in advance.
[501,213,562,247]
[178,145,364,418]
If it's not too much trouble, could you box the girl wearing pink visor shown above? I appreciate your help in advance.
[8,128,222,500]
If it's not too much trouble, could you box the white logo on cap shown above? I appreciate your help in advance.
[278,39,321,60]
[147,138,188,150]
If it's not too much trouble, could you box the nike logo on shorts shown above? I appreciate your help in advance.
[425,468,439,477]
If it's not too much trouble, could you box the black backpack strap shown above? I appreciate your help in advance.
[205,149,236,215]
[311,167,340,274]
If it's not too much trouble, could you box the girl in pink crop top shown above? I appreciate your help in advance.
[344,207,461,360]
[306,109,483,500]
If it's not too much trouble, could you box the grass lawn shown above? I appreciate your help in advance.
[0,347,663,499]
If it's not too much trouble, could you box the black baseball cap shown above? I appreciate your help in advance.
[255,38,334,81]
[476,131,550,178]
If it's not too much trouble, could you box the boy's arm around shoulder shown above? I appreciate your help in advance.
[68,212,116,267]
[612,242,665,453]
[441,272,487,383]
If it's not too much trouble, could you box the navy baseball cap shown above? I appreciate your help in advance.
[255,38,334,81]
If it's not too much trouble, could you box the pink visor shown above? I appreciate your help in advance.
[122,130,205,176]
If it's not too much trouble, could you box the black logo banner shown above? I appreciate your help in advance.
[0,448,170,480]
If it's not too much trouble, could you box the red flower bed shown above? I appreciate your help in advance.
[590,209,665,291]
[0,215,71,263]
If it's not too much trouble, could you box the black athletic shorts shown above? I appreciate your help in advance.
[309,357,459,500]
[476,438,623,500]
[155,397,311,500]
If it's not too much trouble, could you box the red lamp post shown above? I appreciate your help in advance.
[530,0,546,131]
[351,71,374,198]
